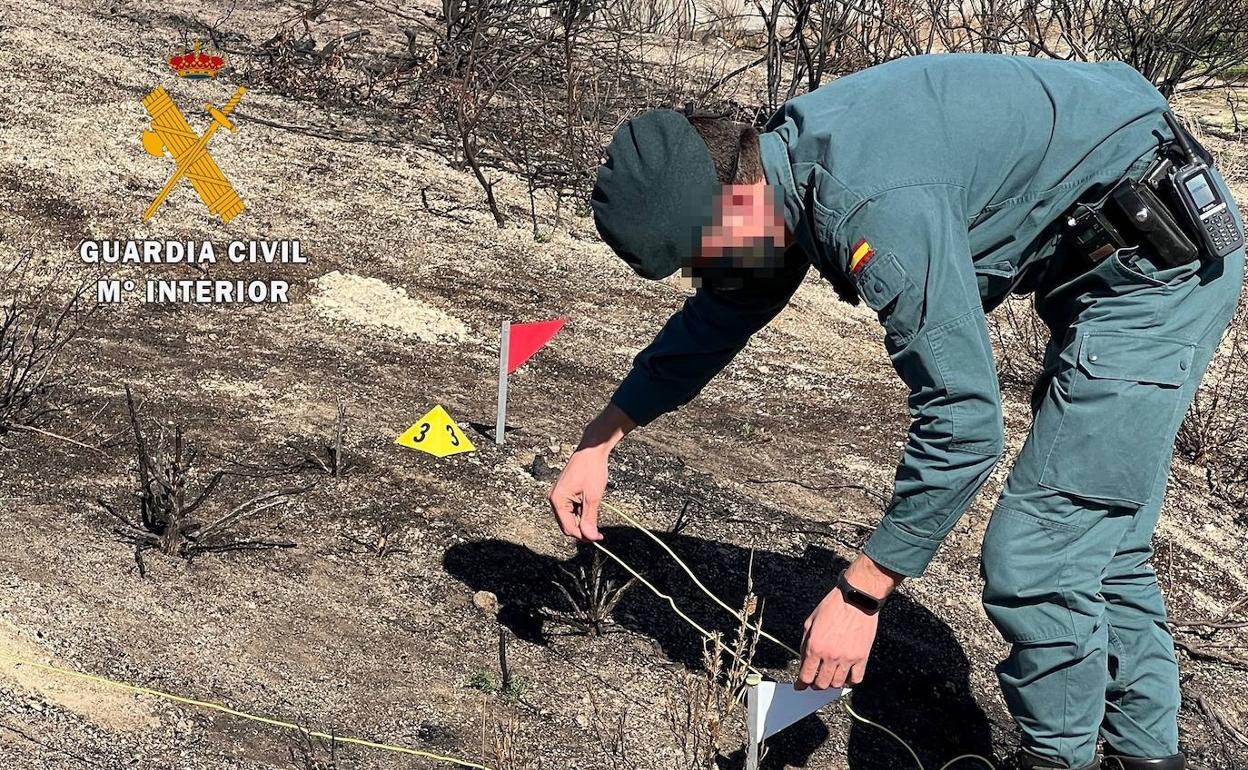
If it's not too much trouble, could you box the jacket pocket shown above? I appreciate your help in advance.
[857,251,919,345]
[1038,331,1196,506]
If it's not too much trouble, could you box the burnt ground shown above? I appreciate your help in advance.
[0,1,1246,769]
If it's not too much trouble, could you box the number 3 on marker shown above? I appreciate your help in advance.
[397,405,475,457]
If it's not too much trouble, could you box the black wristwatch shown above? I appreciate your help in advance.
[836,570,888,615]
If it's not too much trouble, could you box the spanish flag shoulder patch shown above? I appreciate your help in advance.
[849,238,876,274]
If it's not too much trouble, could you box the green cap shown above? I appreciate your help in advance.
[590,109,719,280]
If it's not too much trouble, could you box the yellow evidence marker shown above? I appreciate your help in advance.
[396,405,476,457]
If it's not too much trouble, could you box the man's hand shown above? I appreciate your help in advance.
[548,444,610,541]
[547,403,636,542]
[796,556,902,690]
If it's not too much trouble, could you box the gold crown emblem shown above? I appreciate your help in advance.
[168,41,226,80]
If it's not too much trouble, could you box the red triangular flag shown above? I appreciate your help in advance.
[507,318,565,374]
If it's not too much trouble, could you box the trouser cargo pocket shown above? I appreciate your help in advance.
[1038,331,1195,507]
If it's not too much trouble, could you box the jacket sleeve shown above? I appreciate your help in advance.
[611,252,810,427]
[834,184,1005,577]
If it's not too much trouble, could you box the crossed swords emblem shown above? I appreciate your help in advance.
[140,85,248,223]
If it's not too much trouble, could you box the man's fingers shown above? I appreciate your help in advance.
[850,659,867,685]
[549,493,584,539]
[579,495,604,541]
[793,624,813,690]
[813,659,838,690]
[796,648,822,691]
[548,484,608,543]
[819,661,849,690]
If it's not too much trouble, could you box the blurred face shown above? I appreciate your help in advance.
[688,180,790,288]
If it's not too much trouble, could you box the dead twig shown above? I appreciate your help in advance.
[546,549,638,636]
[1174,638,1248,671]
[0,722,99,768]
[290,397,352,477]
[6,423,105,455]
[1171,620,1248,631]
[420,186,473,224]
[0,254,94,438]
[1171,596,1248,638]
[233,110,404,146]
[288,721,342,770]
[342,521,410,558]
[1190,686,1248,751]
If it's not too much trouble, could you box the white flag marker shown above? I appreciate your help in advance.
[746,675,846,770]
[495,320,510,445]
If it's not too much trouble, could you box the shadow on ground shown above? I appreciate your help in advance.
[444,528,996,770]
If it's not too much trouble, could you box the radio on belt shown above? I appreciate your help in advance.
[1163,112,1244,258]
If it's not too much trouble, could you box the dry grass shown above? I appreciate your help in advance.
[590,587,764,770]
[664,593,761,769]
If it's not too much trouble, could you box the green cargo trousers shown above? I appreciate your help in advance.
[981,172,1245,769]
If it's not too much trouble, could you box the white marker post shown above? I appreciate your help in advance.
[495,320,510,445]
[746,675,846,770]
[747,674,765,770]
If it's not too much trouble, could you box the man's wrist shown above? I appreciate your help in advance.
[844,554,904,600]
[578,403,635,453]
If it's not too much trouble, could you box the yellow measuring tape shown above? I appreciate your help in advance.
[0,652,492,770]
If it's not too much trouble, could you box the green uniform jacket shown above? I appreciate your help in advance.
[611,54,1175,577]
